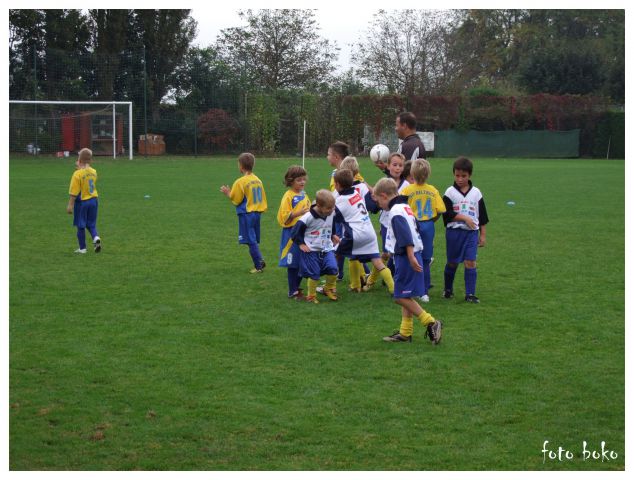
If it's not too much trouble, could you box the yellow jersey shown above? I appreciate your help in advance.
[229,173,267,214]
[277,189,311,228]
[69,166,98,201]
[401,182,445,221]
[329,169,364,191]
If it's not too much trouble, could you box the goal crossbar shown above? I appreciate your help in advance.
[9,100,133,160]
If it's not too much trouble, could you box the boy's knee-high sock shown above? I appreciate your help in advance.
[422,258,432,294]
[387,256,395,275]
[337,255,345,279]
[307,278,318,297]
[76,228,86,250]
[444,264,457,292]
[248,243,264,268]
[88,226,99,239]
[348,260,363,289]
[400,316,413,337]
[324,274,337,291]
[417,310,435,326]
[378,267,394,294]
[465,267,477,296]
[288,268,300,295]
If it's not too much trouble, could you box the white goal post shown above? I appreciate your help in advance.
[9,100,133,159]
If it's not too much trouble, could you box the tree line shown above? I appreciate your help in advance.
[9,9,624,104]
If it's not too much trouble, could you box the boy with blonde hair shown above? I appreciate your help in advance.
[66,148,101,254]
[373,177,443,344]
[291,189,340,303]
[401,159,446,302]
[220,152,267,273]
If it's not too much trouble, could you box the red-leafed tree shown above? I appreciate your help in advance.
[197,108,238,151]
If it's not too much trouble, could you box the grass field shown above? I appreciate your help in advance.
[9,154,624,470]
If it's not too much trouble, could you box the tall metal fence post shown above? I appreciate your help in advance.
[143,44,148,159]
[33,46,38,155]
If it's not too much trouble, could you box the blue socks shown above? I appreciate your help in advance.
[444,264,457,292]
[287,268,302,296]
[465,267,477,296]
[337,255,345,280]
[76,228,87,250]
[423,258,432,295]
[248,243,264,269]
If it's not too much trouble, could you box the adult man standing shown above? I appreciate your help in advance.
[395,111,426,160]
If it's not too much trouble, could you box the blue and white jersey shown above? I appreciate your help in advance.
[443,182,488,230]
[333,187,379,256]
[292,206,335,252]
[385,197,423,255]
[379,178,410,227]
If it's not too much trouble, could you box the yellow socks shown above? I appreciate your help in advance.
[417,310,435,326]
[307,278,318,298]
[325,274,337,291]
[400,316,413,337]
[378,267,394,294]
[348,260,363,290]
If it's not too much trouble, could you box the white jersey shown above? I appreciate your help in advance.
[385,200,423,255]
[379,179,410,227]
[294,207,335,252]
[444,184,483,230]
[334,188,380,256]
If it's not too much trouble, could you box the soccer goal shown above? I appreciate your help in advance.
[9,100,133,159]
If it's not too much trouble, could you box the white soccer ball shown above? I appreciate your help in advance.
[370,144,390,164]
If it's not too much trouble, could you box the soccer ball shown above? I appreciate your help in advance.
[369,144,390,164]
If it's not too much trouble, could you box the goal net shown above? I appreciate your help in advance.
[9,100,133,159]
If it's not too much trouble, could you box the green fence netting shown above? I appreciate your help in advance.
[435,129,581,158]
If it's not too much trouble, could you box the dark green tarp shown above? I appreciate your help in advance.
[435,129,580,158]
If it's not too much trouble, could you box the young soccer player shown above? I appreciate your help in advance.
[277,165,311,299]
[332,169,394,293]
[365,152,410,288]
[442,156,489,303]
[291,190,340,304]
[66,148,101,254]
[327,142,363,281]
[401,159,446,302]
[220,152,267,273]
[372,178,443,344]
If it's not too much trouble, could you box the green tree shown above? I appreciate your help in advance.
[89,9,131,100]
[216,9,338,91]
[171,46,240,114]
[9,9,91,100]
[128,10,197,122]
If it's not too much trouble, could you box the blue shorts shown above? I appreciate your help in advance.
[278,227,300,268]
[72,197,82,227]
[238,212,261,245]
[299,250,338,280]
[393,252,425,298]
[380,225,388,253]
[75,197,98,229]
[350,253,380,263]
[417,220,435,261]
[446,228,478,264]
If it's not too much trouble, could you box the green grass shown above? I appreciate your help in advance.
[9,154,624,470]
